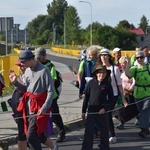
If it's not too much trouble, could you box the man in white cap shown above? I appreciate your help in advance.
[113,47,122,69]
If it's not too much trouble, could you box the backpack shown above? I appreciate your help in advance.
[134,64,150,79]
[49,63,63,96]
[134,64,150,89]
[79,60,93,94]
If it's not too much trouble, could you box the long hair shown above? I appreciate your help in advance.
[96,54,115,66]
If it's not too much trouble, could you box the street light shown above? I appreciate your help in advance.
[5,17,8,55]
[11,29,13,51]
[79,1,92,46]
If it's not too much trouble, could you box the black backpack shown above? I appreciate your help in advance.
[49,63,63,96]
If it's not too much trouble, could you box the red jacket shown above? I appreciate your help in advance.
[17,91,50,136]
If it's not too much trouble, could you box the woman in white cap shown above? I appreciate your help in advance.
[97,48,128,144]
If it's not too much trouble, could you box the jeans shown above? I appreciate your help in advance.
[135,97,150,129]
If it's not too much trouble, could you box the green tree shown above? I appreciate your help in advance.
[97,25,136,49]
[47,0,68,44]
[117,27,136,49]
[64,5,81,45]
[139,15,149,33]
[97,25,120,49]
[116,20,135,29]
[83,21,102,45]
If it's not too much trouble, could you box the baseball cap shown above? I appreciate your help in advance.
[15,60,22,65]
[19,50,35,62]
[35,47,46,58]
[113,47,121,53]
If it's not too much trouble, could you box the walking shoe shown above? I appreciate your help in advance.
[135,119,140,126]
[116,123,124,130]
[56,130,66,143]
[138,129,150,138]
[0,140,9,150]
[53,144,58,150]
[109,136,117,144]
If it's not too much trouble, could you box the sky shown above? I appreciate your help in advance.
[0,0,150,30]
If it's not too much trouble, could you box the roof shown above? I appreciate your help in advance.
[128,28,145,35]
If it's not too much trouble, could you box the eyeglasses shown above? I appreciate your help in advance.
[136,56,144,60]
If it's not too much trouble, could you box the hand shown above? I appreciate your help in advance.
[81,113,86,120]
[9,69,17,82]
[99,108,105,115]
[123,101,128,107]
[37,109,44,116]
[125,55,130,63]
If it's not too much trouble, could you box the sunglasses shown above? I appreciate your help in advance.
[136,56,144,60]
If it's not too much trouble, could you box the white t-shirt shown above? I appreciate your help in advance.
[107,65,122,96]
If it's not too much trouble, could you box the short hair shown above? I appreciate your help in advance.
[119,56,128,64]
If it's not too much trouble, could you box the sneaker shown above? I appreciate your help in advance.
[56,134,66,143]
[53,144,58,150]
[116,123,124,130]
[109,136,117,144]
[56,130,66,143]
[135,119,140,126]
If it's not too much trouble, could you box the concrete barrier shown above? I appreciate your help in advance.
[51,46,136,58]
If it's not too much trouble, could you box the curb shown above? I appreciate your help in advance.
[0,119,85,149]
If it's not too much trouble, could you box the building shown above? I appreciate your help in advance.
[0,17,29,43]
[128,28,150,48]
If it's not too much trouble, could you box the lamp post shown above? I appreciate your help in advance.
[79,1,92,46]
[11,29,13,51]
[64,17,66,49]
[5,17,8,55]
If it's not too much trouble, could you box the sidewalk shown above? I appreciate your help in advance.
[0,54,84,148]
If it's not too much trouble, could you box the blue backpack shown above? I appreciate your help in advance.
[79,60,93,95]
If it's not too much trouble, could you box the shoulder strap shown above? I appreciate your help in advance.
[134,65,138,79]
[146,64,150,75]
[112,65,117,85]
[134,64,150,79]
[49,63,54,71]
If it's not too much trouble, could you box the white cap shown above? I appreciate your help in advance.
[113,47,121,53]
[0,70,4,74]
[100,48,110,55]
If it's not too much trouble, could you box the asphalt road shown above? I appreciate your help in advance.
[7,53,150,150]
[46,53,80,74]
[8,118,150,150]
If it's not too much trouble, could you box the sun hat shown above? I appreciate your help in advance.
[18,50,35,62]
[35,47,46,58]
[100,48,110,55]
[93,65,111,74]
